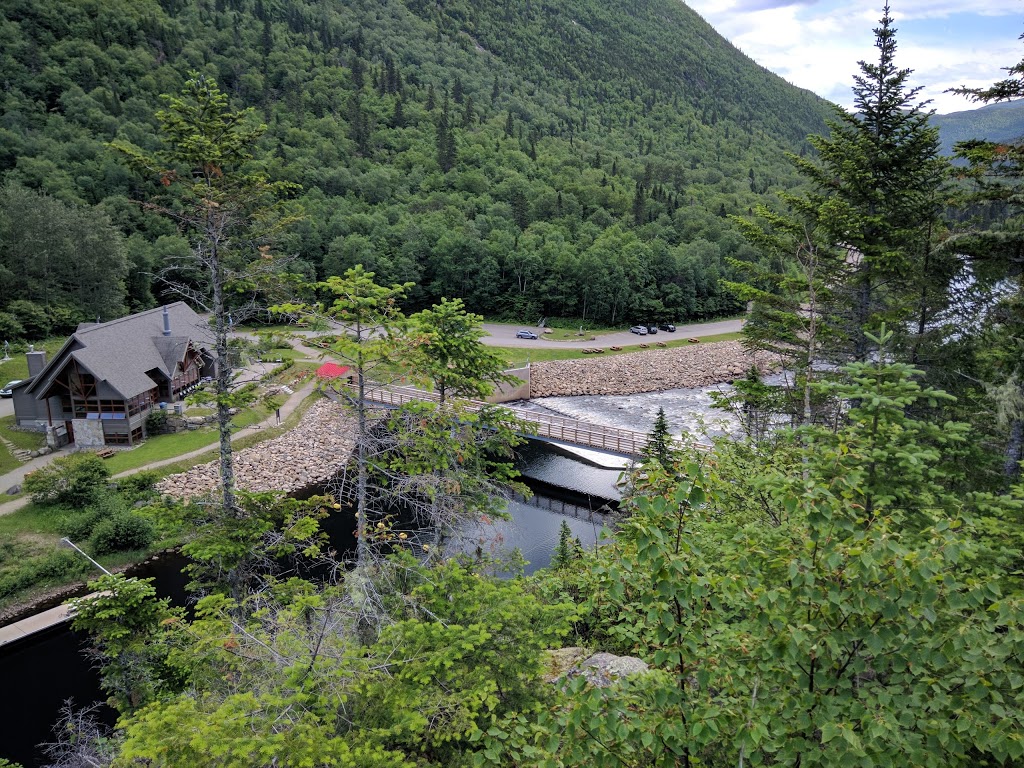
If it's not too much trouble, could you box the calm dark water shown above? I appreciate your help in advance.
[0,442,617,766]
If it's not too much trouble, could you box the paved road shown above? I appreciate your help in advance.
[237,315,743,350]
[480,318,744,348]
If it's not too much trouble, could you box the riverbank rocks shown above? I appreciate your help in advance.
[155,397,357,502]
[530,340,773,397]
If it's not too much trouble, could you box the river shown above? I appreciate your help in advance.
[0,440,621,767]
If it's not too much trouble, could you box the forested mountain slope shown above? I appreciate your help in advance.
[931,100,1024,156]
[0,0,833,334]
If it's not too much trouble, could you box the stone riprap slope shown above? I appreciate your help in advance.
[530,340,772,397]
[156,398,356,502]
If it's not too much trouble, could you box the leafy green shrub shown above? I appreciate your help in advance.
[58,509,107,541]
[23,453,111,508]
[116,471,160,503]
[0,549,90,600]
[145,410,169,434]
[90,511,156,556]
[59,493,128,540]
[260,359,294,384]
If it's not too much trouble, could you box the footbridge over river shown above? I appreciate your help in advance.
[356,384,659,459]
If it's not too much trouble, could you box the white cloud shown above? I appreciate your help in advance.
[683,0,1022,113]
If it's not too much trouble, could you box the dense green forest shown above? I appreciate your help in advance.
[0,0,834,337]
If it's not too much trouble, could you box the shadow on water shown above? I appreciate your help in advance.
[0,441,620,766]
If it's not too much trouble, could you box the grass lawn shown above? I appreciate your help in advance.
[496,332,744,368]
[101,426,223,474]
[0,415,45,475]
[534,326,618,341]
[0,450,19,475]
[143,391,320,478]
[0,415,45,451]
[0,338,66,383]
[0,500,164,612]
[260,347,302,361]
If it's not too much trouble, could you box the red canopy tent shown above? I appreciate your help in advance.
[315,362,350,381]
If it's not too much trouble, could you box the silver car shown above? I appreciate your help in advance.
[0,379,22,397]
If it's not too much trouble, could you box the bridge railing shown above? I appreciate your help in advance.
[351,383,696,458]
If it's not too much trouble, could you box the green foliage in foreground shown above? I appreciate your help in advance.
[61,348,1024,767]
[73,556,577,767]
[493,353,1024,767]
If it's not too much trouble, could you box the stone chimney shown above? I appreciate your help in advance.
[162,306,172,337]
[27,349,47,377]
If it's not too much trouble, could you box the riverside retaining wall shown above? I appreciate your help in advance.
[156,398,357,502]
[529,340,772,397]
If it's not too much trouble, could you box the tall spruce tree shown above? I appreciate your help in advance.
[111,75,299,521]
[797,6,949,362]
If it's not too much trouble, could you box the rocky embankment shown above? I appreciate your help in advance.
[156,398,356,501]
[530,340,773,397]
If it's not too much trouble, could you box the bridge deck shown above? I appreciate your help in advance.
[356,385,655,458]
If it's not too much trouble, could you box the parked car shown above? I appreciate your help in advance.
[645,325,658,334]
[0,380,21,397]
[659,323,676,332]
[629,325,648,335]
[515,329,538,340]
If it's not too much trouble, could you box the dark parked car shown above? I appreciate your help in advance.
[659,323,676,332]
[515,329,538,340]
[645,325,658,334]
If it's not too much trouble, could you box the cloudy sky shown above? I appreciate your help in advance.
[683,0,1022,114]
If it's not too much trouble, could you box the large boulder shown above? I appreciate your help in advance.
[545,647,650,688]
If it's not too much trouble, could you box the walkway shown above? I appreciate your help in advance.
[361,384,662,459]
[0,377,319,518]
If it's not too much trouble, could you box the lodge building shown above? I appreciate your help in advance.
[12,303,214,448]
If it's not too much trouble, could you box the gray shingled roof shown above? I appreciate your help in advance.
[27,303,211,400]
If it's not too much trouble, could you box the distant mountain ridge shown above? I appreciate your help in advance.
[931,100,1024,156]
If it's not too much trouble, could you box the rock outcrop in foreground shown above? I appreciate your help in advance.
[544,647,650,687]
[156,398,356,502]
[530,340,772,397]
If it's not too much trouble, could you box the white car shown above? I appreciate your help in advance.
[629,326,648,335]
[0,379,22,397]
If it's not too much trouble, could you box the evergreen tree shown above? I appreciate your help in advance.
[110,75,299,523]
[407,297,515,403]
[798,6,948,362]
[642,407,674,465]
[391,96,405,129]
[551,520,577,570]
[436,98,456,173]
